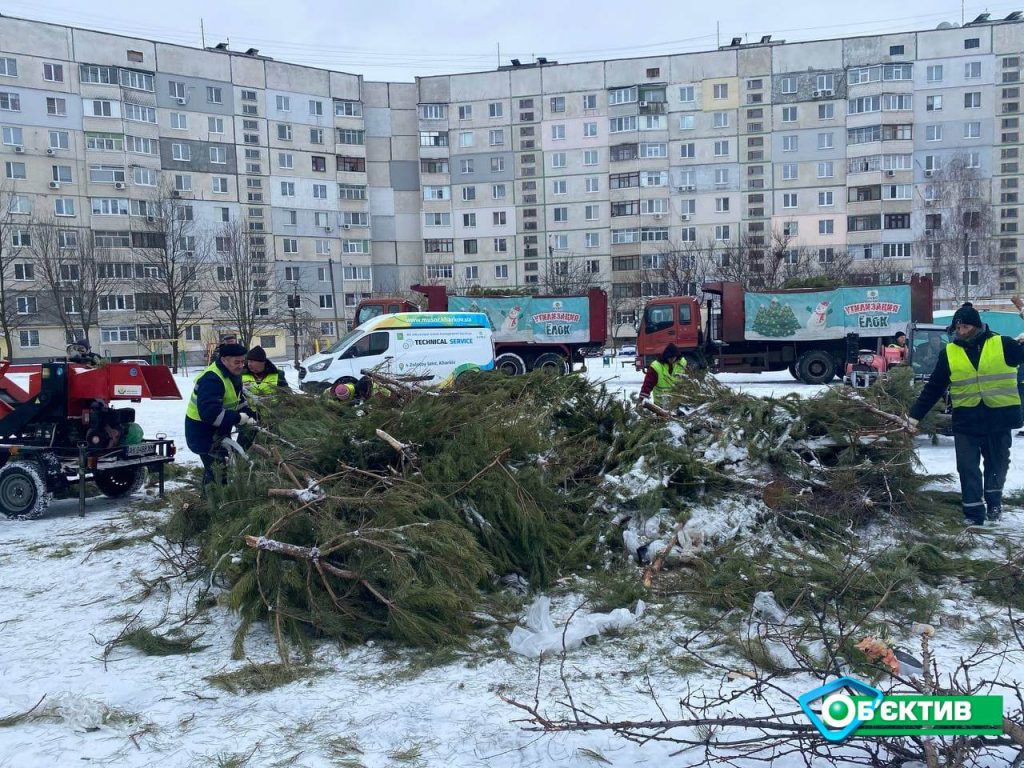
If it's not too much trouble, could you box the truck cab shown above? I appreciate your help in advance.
[353,298,419,329]
[635,296,703,369]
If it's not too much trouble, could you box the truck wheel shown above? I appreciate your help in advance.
[797,350,838,385]
[94,467,147,499]
[532,352,569,375]
[494,353,527,376]
[787,363,799,380]
[0,460,50,519]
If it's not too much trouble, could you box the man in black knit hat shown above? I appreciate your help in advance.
[909,302,1024,525]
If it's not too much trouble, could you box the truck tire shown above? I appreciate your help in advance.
[0,460,50,519]
[94,466,147,499]
[494,352,527,376]
[797,350,838,385]
[532,352,569,375]
[787,363,799,380]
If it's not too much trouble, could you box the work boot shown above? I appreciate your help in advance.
[988,504,1002,522]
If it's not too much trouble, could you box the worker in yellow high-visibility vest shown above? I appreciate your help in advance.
[909,303,1024,525]
[639,343,687,407]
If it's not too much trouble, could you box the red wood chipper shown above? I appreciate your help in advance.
[0,359,181,519]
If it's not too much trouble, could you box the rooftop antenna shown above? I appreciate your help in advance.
[961,0,965,25]
[200,18,205,48]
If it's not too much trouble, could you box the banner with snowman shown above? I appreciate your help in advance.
[743,286,912,341]
[448,296,592,343]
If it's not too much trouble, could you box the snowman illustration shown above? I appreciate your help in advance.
[502,305,523,333]
[805,300,831,331]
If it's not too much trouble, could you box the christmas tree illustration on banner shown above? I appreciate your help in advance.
[751,297,800,337]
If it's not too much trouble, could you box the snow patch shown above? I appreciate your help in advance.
[508,595,645,658]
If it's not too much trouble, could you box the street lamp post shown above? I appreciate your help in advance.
[289,278,300,369]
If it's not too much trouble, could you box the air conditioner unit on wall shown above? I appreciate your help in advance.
[176,97,186,105]
[13,145,24,153]
[48,181,60,189]
[45,148,55,156]
[114,181,125,189]
[885,170,896,177]
[925,169,935,177]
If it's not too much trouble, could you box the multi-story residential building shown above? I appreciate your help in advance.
[0,13,1021,361]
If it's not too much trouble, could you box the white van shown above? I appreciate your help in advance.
[298,312,495,392]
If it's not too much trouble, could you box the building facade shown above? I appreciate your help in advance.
[0,14,1020,361]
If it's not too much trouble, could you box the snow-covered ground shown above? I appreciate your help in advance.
[1,363,1022,766]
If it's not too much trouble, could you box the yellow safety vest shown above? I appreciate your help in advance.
[185,363,240,422]
[242,370,282,397]
[650,358,686,401]
[947,336,1021,410]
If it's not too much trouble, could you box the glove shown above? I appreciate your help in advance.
[238,412,254,426]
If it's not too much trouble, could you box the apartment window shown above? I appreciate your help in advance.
[680,115,695,130]
[280,181,295,196]
[713,112,730,128]
[926,64,943,82]
[783,135,798,152]
[205,116,225,135]
[44,97,67,117]
[552,124,565,140]
[965,61,982,80]
[783,163,798,181]
[43,62,63,82]
[713,83,728,99]
[4,161,24,180]
[90,100,113,117]
[818,219,834,235]
[783,221,798,237]
[550,96,565,113]
[679,85,695,103]
[18,330,39,348]
[8,195,30,214]
[488,129,504,146]
[608,86,638,105]
[463,239,478,255]
[818,103,835,120]
[817,132,833,150]
[54,198,75,216]
[313,183,328,199]
[965,92,981,109]
[458,131,474,148]
[170,111,187,130]
[889,45,905,55]
[278,123,293,141]
[488,102,503,118]
[171,143,191,161]
[885,214,910,229]
[460,159,474,174]
[462,186,476,201]
[552,179,566,195]
[334,100,361,117]
[715,197,729,212]
[52,164,72,183]
[584,149,599,165]
[585,204,599,221]
[782,106,797,122]
[714,140,729,157]
[583,94,597,110]
[211,177,228,194]
[490,157,505,173]
[783,192,798,208]
[206,86,223,104]
[494,264,508,279]
[16,297,36,314]
[493,237,508,252]
[274,94,291,112]
[780,76,797,94]
[458,104,472,120]
[424,212,450,227]
[553,207,568,223]
[492,183,506,199]
[714,168,729,185]
[818,248,835,264]
[609,116,637,133]
[282,238,298,254]
[925,124,942,142]
[585,177,599,193]
[551,152,566,168]
[818,190,834,206]
[964,121,981,139]
[311,155,327,173]
[715,225,730,241]
[209,146,227,164]
[461,212,477,228]
[965,38,980,50]
[48,129,69,150]
[816,73,834,92]
[967,151,981,168]
[583,121,598,138]
[310,128,324,144]
[279,152,294,169]
[925,95,943,112]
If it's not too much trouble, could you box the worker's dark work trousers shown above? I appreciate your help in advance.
[954,430,1012,524]
[199,443,229,490]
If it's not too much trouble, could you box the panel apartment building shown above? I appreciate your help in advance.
[0,13,1021,361]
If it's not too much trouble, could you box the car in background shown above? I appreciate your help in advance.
[118,359,149,366]
[618,345,637,357]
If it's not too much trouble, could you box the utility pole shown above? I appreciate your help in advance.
[327,257,341,339]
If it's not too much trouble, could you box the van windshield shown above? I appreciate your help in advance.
[323,329,363,355]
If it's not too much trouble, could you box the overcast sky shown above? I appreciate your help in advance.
[3,0,1022,81]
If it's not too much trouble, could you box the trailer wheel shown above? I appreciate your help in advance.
[494,352,527,376]
[532,352,569,375]
[94,467,147,499]
[0,460,50,519]
[797,350,838,385]
[787,363,799,380]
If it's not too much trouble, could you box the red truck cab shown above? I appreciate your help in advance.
[353,298,418,329]
[635,296,703,369]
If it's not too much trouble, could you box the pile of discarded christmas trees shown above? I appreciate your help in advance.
[174,367,937,654]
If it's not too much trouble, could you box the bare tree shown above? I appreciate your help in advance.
[30,219,107,348]
[914,152,998,306]
[213,218,275,349]
[0,185,34,359]
[276,273,322,368]
[638,240,716,297]
[540,251,602,294]
[132,185,212,372]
